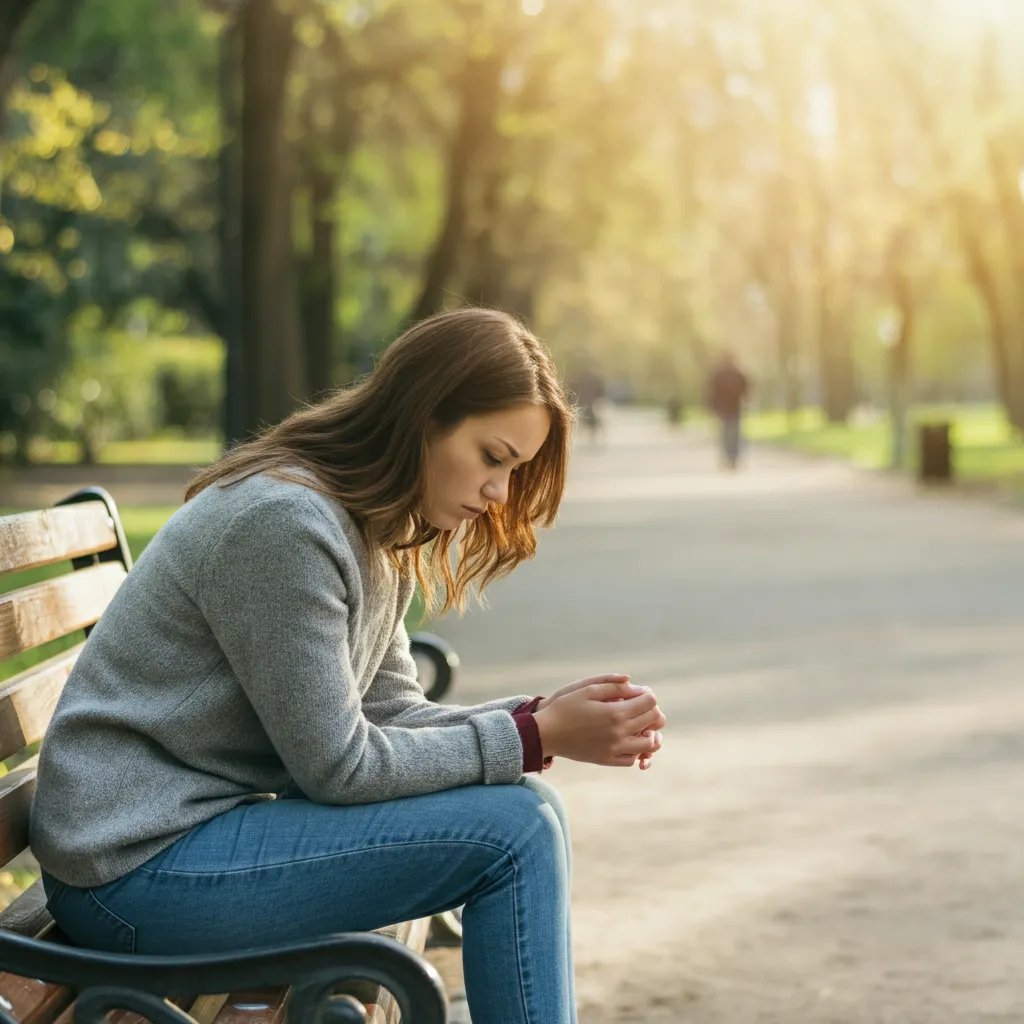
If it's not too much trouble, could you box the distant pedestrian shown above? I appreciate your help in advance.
[571,366,607,446]
[707,351,750,469]
[666,393,684,426]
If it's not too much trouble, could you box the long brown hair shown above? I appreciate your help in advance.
[186,308,575,613]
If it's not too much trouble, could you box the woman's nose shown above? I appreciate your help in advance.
[481,476,509,505]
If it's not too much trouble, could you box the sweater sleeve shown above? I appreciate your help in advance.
[198,495,524,804]
[360,618,534,728]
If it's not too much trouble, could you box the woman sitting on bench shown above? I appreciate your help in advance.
[30,307,667,1024]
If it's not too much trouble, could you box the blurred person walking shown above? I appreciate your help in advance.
[707,351,750,469]
[571,365,607,447]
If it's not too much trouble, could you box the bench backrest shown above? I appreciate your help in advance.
[0,489,132,886]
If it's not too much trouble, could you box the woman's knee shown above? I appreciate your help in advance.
[483,783,565,866]
[518,775,571,844]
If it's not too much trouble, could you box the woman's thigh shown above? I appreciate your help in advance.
[47,782,563,955]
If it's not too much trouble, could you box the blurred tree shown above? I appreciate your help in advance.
[0,59,219,463]
[236,0,302,437]
[867,0,1024,433]
[5,0,1024,466]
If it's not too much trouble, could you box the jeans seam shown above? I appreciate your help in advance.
[510,849,532,1024]
[85,889,136,954]
[136,836,523,878]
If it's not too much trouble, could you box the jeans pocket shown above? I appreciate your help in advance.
[85,890,137,954]
[49,883,137,954]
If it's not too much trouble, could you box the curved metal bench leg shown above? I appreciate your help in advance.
[409,632,460,702]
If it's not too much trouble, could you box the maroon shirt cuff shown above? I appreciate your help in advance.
[512,697,554,773]
[513,696,544,716]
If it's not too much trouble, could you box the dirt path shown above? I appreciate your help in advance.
[435,408,1024,1023]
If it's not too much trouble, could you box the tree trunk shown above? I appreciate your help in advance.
[0,0,38,134]
[0,0,35,68]
[984,146,1024,432]
[407,51,504,323]
[777,273,800,420]
[219,18,244,446]
[881,26,1023,436]
[463,168,505,309]
[822,331,855,424]
[817,287,856,423]
[809,184,855,423]
[954,193,1024,431]
[975,33,1024,432]
[887,268,914,471]
[301,162,337,398]
[240,0,303,439]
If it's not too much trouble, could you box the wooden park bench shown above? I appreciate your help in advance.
[0,487,458,1024]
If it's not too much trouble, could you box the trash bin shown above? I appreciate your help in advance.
[918,422,952,483]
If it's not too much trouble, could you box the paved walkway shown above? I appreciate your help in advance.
[8,412,1024,1021]
[436,407,1024,1023]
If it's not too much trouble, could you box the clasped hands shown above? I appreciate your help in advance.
[533,673,666,770]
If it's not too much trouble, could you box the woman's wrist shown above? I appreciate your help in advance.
[533,705,559,757]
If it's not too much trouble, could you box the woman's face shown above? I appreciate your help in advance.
[421,403,552,531]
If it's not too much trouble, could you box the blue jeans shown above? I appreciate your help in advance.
[41,776,576,1024]
[720,415,742,466]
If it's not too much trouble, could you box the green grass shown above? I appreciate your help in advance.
[19,436,222,465]
[742,403,1024,491]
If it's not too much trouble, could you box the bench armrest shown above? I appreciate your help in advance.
[409,632,459,702]
[0,929,446,1024]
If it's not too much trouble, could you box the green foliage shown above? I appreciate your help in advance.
[1,58,221,464]
[744,403,1024,487]
[19,0,218,119]
[1,324,224,463]
[5,0,1024,447]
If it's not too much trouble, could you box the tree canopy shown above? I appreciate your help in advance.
[3,0,1024,461]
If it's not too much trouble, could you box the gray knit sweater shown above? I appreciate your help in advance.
[30,472,530,888]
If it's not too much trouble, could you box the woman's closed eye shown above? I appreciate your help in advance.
[483,450,503,467]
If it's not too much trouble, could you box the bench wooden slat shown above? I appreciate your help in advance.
[188,993,231,1024]
[0,563,125,661]
[0,973,74,1024]
[211,989,288,1024]
[0,879,52,938]
[0,506,117,576]
[0,758,37,868]
[109,994,193,1024]
[0,646,83,763]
